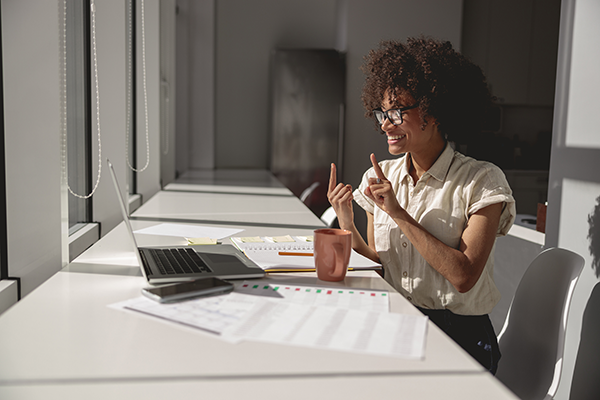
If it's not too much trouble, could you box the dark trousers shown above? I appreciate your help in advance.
[417,307,501,375]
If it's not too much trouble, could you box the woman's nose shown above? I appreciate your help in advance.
[380,117,394,132]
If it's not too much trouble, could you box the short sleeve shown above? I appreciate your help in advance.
[353,167,377,214]
[467,164,516,237]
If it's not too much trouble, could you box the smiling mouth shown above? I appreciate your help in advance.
[387,134,406,141]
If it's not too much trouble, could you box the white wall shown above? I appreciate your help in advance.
[175,0,216,171]
[2,0,63,298]
[214,0,339,169]
[545,0,600,398]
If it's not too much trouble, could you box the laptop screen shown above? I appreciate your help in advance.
[107,159,149,281]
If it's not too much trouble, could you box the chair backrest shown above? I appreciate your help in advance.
[300,182,320,204]
[496,247,584,400]
[320,206,337,228]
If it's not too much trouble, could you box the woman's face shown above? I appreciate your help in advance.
[379,91,441,156]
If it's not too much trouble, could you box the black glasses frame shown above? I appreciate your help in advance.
[373,104,419,126]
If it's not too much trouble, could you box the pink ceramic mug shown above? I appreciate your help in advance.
[314,228,352,282]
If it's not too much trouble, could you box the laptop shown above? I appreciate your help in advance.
[107,159,265,284]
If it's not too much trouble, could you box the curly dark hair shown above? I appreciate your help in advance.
[361,36,495,144]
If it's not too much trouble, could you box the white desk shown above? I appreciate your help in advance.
[165,169,294,197]
[0,203,518,398]
[132,190,325,228]
[0,221,485,378]
[0,371,517,400]
[164,182,294,196]
[0,267,480,380]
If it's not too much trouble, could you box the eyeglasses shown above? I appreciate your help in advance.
[373,104,419,126]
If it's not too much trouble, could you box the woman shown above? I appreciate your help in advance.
[327,37,515,374]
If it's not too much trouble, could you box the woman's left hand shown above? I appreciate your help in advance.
[364,153,403,218]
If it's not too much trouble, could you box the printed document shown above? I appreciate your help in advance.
[113,283,427,359]
[224,300,427,359]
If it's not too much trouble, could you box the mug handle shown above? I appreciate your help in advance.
[330,242,346,279]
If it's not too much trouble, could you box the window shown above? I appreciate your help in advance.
[63,0,101,262]
[126,0,138,196]
[0,9,7,282]
[64,0,92,233]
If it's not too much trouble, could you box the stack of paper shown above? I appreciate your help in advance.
[114,281,428,360]
[226,300,427,359]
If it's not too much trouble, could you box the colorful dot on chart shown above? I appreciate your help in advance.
[295,288,300,291]
[382,293,387,296]
[327,290,332,295]
[242,284,248,287]
[306,289,311,292]
[338,291,343,294]
[316,289,322,293]
[263,286,269,289]
[371,293,376,296]
[253,285,259,289]
[274,287,280,291]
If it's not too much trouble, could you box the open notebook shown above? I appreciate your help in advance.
[231,235,381,273]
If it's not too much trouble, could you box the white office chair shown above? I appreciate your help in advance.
[299,182,320,204]
[320,206,338,227]
[495,247,584,400]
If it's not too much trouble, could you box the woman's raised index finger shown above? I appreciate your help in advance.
[370,153,387,180]
[328,163,337,193]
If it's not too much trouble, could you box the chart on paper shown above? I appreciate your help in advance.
[235,282,389,312]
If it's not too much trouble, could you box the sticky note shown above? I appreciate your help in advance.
[240,237,264,243]
[186,237,218,245]
[271,235,295,243]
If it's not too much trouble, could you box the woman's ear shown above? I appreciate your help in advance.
[421,116,440,131]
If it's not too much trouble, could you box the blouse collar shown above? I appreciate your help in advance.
[398,143,453,184]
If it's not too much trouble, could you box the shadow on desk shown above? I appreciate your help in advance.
[257,273,388,291]
[62,264,390,298]
[64,262,143,277]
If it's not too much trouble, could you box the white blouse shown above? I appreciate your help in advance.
[354,144,516,315]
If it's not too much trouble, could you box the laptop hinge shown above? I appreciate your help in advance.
[138,250,153,278]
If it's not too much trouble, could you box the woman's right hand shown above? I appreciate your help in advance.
[327,163,354,230]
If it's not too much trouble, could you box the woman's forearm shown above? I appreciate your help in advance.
[339,220,380,263]
[390,203,502,293]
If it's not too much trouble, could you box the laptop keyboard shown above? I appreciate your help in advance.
[148,248,211,275]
